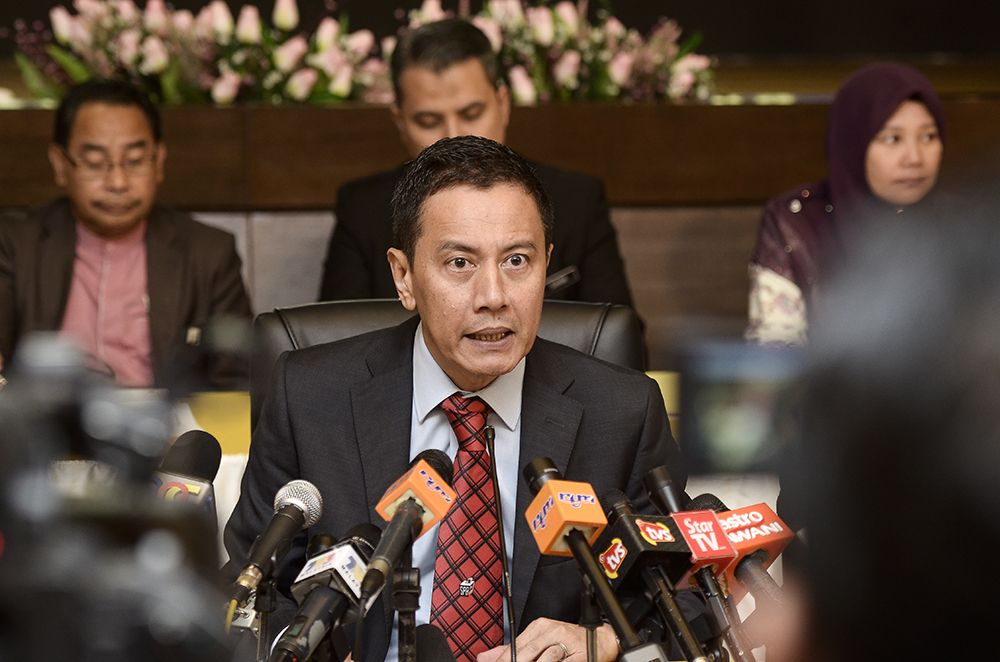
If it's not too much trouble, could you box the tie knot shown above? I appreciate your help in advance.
[440,394,490,451]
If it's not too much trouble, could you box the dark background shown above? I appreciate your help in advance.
[3,0,1000,57]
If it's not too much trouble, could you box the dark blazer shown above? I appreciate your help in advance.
[318,163,635,308]
[0,198,252,389]
[223,315,683,658]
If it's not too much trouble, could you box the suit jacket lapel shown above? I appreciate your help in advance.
[351,316,419,640]
[35,200,77,330]
[145,207,185,372]
[511,340,583,631]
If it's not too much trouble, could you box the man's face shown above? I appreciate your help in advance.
[49,102,165,238]
[388,183,551,392]
[392,58,511,159]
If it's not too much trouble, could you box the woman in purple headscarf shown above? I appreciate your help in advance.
[746,63,946,344]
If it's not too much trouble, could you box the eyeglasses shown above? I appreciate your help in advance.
[61,147,158,180]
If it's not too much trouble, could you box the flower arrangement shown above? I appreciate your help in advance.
[10,0,712,106]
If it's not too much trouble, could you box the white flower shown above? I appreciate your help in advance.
[49,7,74,44]
[117,29,142,66]
[315,17,340,52]
[472,16,502,52]
[608,51,634,87]
[554,1,578,38]
[286,68,318,101]
[273,0,300,32]
[526,7,554,47]
[139,35,169,75]
[508,65,537,105]
[307,46,346,78]
[235,6,262,44]
[143,0,169,34]
[209,0,234,43]
[115,0,140,25]
[211,70,242,104]
[553,49,581,89]
[328,63,354,98]
[488,0,524,28]
[345,30,375,59]
[417,0,447,23]
[381,36,397,59]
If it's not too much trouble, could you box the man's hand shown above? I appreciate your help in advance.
[477,619,618,662]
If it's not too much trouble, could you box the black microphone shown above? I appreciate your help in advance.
[231,479,324,607]
[153,431,222,526]
[523,458,670,662]
[415,624,456,662]
[359,449,455,601]
[270,524,382,662]
[597,489,709,662]
[643,468,754,662]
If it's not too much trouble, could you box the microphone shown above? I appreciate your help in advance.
[643,467,751,662]
[359,449,456,601]
[231,479,324,607]
[523,458,669,662]
[270,524,382,662]
[689,494,791,607]
[152,430,222,522]
[597,490,709,662]
[415,624,457,662]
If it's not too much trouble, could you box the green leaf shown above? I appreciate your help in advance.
[45,45,92,84]
[14,53,64,100]
[159,61,183,105]
[676,31,704,60]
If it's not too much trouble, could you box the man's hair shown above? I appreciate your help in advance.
[54,79,161,147]
[391,136,553,262]
[390,18,502,105]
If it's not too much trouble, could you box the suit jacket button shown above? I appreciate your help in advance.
[788,199,803,213]
[825,204,834,213]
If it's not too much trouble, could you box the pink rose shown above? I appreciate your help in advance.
[328,63,354,98]
[143,0,169,34]
[285,67,318,101]
[488,0,524,28]
[117,29,142,66]
[608,51,634,86]
[472,16,503,52]
[49,7,74,44]
[381,36,397,59]
[209,0,234,42]
[273,0,299,32]
[553,49,581,88]
[554,2,578,38]
[526,7,554,47]
[194,6,214,39]
[172,9,194,34]
[273,35,308,72]
[604,16,626,45]
[668,69,695,100]
[236,6,262,44]
[418,0,447,22]
[73,0,104,20]
[139,35,169,74]
[68,18,92,50]
[508,65,537,105]
[211,70,242,104]
[345,29,375,59]
[115,0,140,25]
[307,46,346,77]
[315,17,340,51]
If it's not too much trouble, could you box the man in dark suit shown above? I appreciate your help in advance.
[226,136,682,661]
[0,80,251,389]
[318,18,634,309]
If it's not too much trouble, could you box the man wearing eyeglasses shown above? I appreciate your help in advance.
[0,79,251,389]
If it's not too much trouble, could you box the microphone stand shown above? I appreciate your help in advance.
[485,426,517,662]
[255,580,277,662]
[579,577,601,662]
[394,549,420,662]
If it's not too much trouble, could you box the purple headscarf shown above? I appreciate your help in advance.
[826,62,946,223]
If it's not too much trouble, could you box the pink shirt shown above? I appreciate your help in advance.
[60,220,154,387]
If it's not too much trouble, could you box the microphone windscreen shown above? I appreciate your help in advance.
[688,492,728,513]
[415,624,457,662]
[275,479,324,527]
[159,430,222,481]
[342,522,382,555]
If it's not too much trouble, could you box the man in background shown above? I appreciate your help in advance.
[319,18,635,310]
[0,79,251,389]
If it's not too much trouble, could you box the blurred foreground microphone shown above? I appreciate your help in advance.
[270,524,381,662]
[359,449,456,602]
[644,467,751,662]
[597,490,708,662]
[689,494,790,607]
[416,624,456,662]
[153,430,222,523]
[232,479,324,607]
[523,458,669,662]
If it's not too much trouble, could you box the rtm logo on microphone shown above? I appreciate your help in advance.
[598,538,628,578]
[679,514,727,553]
[558,492,596,509]
[418,469,454,504]
[531,495,555,531]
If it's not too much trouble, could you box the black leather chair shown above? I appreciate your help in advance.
[250,299,645,427]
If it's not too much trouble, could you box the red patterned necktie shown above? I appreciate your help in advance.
[430,393,504,661]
